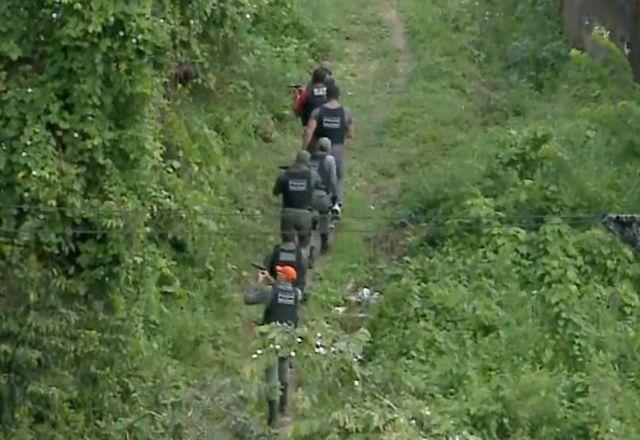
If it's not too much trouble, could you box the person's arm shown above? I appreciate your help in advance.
[244,285,273,305]
[346,110,355,139]
[311,170,323,190]
[304,109,320,149]
[244,270,277,304]
[294,89,309,116]
[273,174,284,196]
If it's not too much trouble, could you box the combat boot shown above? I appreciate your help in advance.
[267,399,278,427]
[279,384,289,414]
[320,233,330,254]
[331,204,342,220]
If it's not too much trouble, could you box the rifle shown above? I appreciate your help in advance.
[252,262,276,286]
[251,262,268,271]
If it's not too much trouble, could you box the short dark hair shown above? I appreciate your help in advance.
[311,67,328,84]
[326,82,340,100]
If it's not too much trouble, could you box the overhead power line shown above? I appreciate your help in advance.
[0,216,601,242]
[0,203,604,222]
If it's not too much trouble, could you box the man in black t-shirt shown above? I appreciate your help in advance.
[304,83,354,218]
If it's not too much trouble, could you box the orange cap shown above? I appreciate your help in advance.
[275,265,297,282]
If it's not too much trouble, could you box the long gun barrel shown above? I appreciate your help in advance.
[251,262,268,271]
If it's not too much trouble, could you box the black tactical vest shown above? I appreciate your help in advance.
[263,284,299,327]
[302,83,328,126]
[269,244,304,288]
[314,106,347,146]
[309,152,331,191]
[282,169,312,209]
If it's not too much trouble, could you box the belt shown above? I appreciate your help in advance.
[282,207,313,212]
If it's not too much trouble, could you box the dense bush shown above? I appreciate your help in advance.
[3,0,639,437]
[0,0,326,437]
[293,0,640,438]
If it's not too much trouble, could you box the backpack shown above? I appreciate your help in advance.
[294,89,308,117]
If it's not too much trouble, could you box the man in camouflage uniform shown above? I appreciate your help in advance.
[273,151,323,263]
[244,265,301,427]
[309,137,338,254]
[602,213,640,254]
[263,231,308,293]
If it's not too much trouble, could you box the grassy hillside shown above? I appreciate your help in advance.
[3,0,640,438]
[291,0,640,439]
[0,1,331,438]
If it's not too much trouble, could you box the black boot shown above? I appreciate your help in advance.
[279,384,289,414]
[320,233,330,254]
[267,399,278,427]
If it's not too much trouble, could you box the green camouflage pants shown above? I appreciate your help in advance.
[330,143,346,204]
[314,211,332,234]
[312,191,332,235]
[266,356,290,399]
[280,208,312,247]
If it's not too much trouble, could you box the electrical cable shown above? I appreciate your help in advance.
[0,215,601,243]
[0,203,605,222]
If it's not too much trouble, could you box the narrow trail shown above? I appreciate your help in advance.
[277,0,411,437]
[382,0,412,88]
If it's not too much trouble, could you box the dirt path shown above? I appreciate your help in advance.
[276,0,411,437]
[382,0,412,87]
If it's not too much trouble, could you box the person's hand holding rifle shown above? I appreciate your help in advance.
[252,263,276,286]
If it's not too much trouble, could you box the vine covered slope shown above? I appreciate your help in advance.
[0,1,327,437]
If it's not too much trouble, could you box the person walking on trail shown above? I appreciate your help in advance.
[309,137,338,254]
[273,150,323,263]
[293,66,333,143]
[244,265,301,427]
[263,231,308,294]
[304,82,354,219]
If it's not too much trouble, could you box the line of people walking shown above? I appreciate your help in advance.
[243,63,355,428]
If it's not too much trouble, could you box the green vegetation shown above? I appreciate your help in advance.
[2,0,640,438]
[0,1,329,437]
[291,0,640,439]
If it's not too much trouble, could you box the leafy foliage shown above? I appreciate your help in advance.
[3,0,639,437]
[0,0,327,437]
[292,0,640,438]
